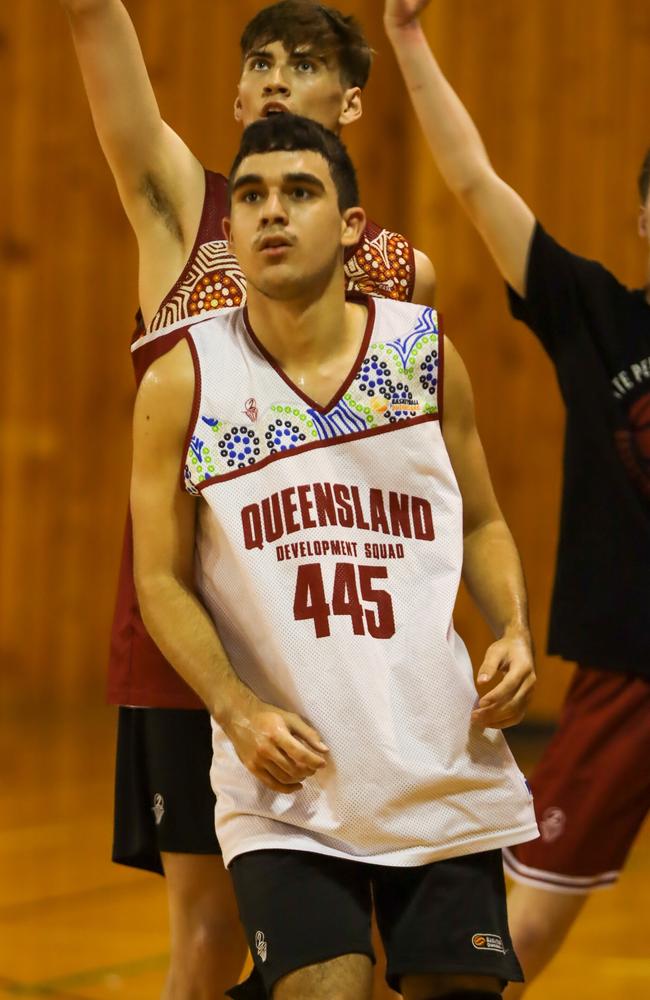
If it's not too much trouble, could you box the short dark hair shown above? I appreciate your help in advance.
[638,149,650,203]
[240,0,373,90]
[228,112,360,212]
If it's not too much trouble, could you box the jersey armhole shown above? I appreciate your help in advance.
[405,240,417,302]
[437,312,445,430]
[145,168,228,334]
[179,332,203,496]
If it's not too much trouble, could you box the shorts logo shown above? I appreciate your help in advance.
[472,933,506,955]
[255,930,268,963]
[152,793,165,826]
[540,806,566,843]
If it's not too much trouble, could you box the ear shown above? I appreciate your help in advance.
[338,87,363,128]
[340,206,367,248]
[638,204,648,240]
[222,217,234,248]
[234,94,243,123]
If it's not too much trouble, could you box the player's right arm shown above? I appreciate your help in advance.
[131,341,328,792]
[59,0,205,321]
[384,0,535,297]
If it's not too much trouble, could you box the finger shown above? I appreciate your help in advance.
[264,759,306,785]
[473,682,534,725]
[265,745,319,781]
[476,644,506,686]
[253,767,303,794]
[477,660,535,709]
[472,710,525,731]
[477,670,523,710]
[287,715,329,754]
[275,726,328,769]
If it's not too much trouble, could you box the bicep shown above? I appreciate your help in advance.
[130,343,197,589]
[441,338,503,536]
[461,170,536,298]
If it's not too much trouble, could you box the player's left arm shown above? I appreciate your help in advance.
[412,247,437,305]
[441,336,536,728]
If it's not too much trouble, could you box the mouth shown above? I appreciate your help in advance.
[258,234,293,250]
[257,233,294,258]
[262,102,289,117]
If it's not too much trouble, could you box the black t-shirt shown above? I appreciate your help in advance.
[507,223,650,678]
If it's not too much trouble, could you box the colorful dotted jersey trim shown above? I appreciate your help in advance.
[144,228,415,338]
[184,306,439,492]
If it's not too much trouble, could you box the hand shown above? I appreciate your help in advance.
[384,0,432,31]
[223,699,329,794]
[471,630,536,729]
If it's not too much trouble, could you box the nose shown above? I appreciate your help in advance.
[260,190,288,226]
[262,64,290,96]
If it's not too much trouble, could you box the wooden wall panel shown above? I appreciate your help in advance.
[1,1,647,719]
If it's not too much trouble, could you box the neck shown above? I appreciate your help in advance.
[245,267,350,365]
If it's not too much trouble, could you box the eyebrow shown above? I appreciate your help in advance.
[231,172,326,196]
[244,46,326,64]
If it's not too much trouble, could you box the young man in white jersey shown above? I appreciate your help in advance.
[59,2,435,995]
[131,111,538,1000]
[384,1,650,996]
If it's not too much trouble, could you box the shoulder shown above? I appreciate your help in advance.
[528,223,619,291]
[412,249,437,307]
[137,339,195,423]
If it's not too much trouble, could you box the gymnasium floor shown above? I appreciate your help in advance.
[1,708,647,999]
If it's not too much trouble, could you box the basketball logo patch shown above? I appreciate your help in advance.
[472,933,506,955]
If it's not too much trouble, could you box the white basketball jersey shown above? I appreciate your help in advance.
[182,296,538,867]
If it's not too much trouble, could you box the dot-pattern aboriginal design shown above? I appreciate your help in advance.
[184,307,440,490]
[189,272,244,316]
[217,425,261,469]
[144,225,414,338]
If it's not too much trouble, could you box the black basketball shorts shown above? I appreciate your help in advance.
[226,847,524,997]
[112,706,221,875]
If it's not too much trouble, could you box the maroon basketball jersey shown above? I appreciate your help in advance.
[108,169,419,708]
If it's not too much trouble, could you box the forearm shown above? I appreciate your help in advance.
[386,19,491,199]
[138,573,257,726]
[462,518,530,639]
[61,0,164,178]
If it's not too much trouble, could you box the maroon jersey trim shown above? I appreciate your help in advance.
[181,332,204,495]
[437,314,446,431]
[195,413,438,491]
[242,295,376,415]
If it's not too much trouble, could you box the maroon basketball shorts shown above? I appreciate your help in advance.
[503,665,650,893]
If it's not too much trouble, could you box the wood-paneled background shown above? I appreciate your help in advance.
[1,1,649,719]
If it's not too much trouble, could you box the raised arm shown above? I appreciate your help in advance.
[441,337,536,728]
[60,0,205,319]
[131,342,329,792]
[385,0,535,297]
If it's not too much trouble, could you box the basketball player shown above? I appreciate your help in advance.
[131,110,537,1000]
[384,1,650,994]
[59,1,435,995]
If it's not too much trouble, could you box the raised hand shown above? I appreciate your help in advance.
[471,631,536,730]
[384,0,432,31]
[223,699,329,794]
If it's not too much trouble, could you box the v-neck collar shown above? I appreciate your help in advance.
[242,293,376,415]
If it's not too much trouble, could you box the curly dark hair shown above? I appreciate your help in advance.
[240,1,373,89]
